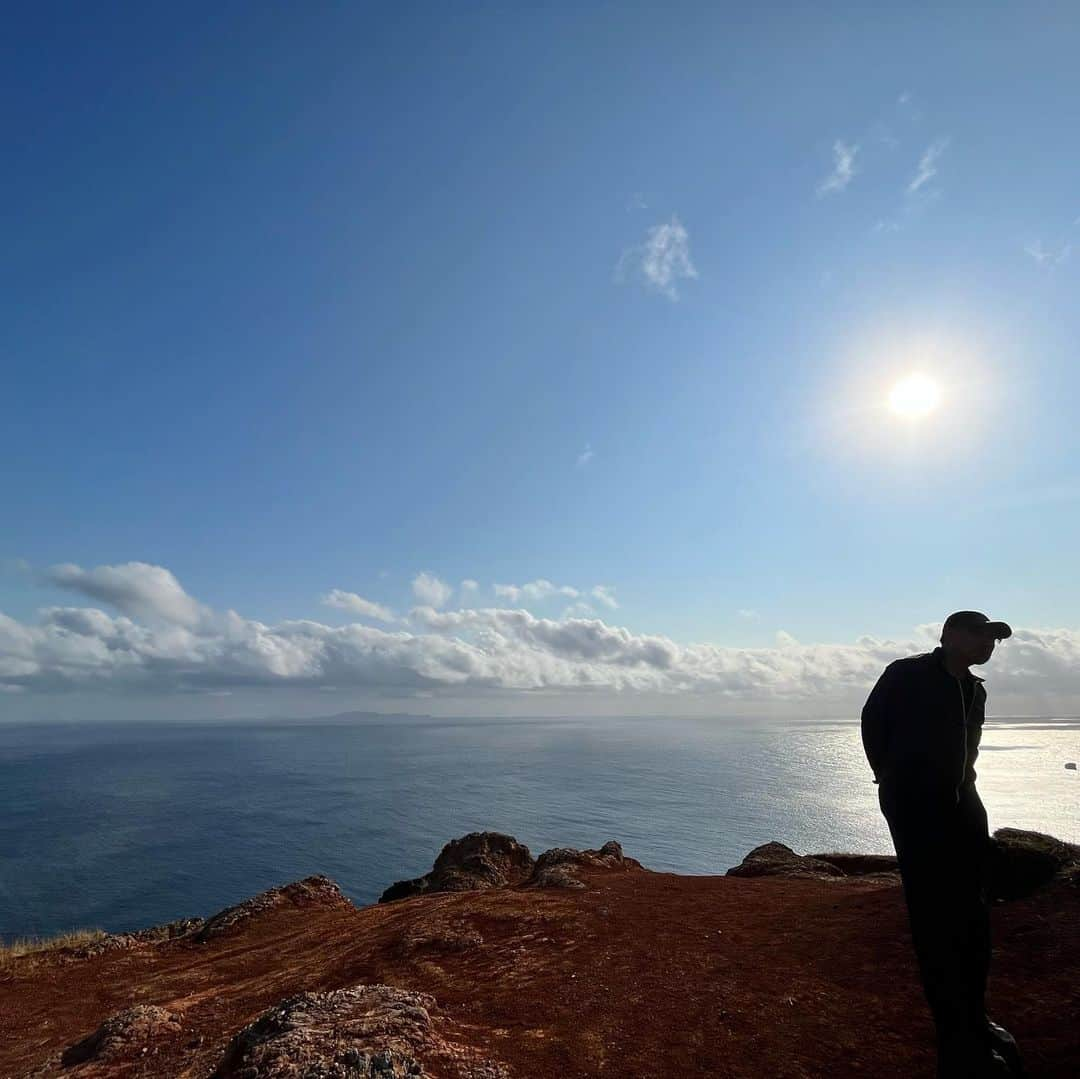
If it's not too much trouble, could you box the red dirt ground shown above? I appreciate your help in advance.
[1,866,1076,1077]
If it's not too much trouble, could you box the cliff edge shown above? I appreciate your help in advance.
[1,829,1076,1078]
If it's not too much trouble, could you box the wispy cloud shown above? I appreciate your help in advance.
[1025,239,1071,267]
[737,608,760,621]
[872,219,902,235]
[490,580,616,609]
[322,590,396,623]
[907,137,950,194]
[590,585,618,609]
[494,579,580,604]
[576,443,595,468]
[616,216,698,300]
[817,140,859,196]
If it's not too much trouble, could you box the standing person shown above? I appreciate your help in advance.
[861,612,1024,1079]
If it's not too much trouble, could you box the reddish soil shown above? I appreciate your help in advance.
[1,865,1076,1078]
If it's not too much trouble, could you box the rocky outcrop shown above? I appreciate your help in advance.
[728,830,1080,894]
[66,916,207,960]
[527,840,641,889]
[210,984,509,1078]
[379,834,644,901]
[195,875,353,942]
[726,842,846,880]
[57,880,349,960]
[988,828,1080,900]
[806,853,899,877]
[379,832,535,902]
[60,1005,183,1066]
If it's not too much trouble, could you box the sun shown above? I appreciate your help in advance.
[887,373,942,419]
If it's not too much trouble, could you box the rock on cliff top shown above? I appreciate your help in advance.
[379,831,641,902]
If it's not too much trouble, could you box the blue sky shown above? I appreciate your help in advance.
[3,4,1079,718]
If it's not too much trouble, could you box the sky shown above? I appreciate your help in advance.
[3,3,1080,720]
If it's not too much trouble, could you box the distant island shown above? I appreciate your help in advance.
[2,829,1076,1077]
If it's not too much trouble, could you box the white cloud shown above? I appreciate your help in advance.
[737,609,759,621]
[817,140,859,196]
[460,579,478,593]
[562,602,596,619]
[411,571,453,609]
[907,137,949,194]
[45,562,207,628]
[617,216,698,300]
[576,443,595,468]
[590,585,618,609]
[8,562,1080,714]
[494,579,580,604]
[321,590,396,623]
[1024,240,1071,266]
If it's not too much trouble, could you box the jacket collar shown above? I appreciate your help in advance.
[933,645,985,683]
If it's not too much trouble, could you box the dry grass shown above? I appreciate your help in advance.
[0,928,107,968]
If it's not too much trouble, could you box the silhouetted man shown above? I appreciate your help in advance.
[861,612,1024,1079]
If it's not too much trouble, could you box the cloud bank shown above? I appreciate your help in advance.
[3,563,1079,713]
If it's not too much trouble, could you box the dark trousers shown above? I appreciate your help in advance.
[879,784,993,1040]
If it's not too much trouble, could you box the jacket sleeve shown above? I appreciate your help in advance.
[860,663,898,784]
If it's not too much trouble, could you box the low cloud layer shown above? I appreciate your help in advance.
[3,562,1079,712]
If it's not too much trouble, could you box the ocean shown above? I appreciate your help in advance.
[1,714,1076,942]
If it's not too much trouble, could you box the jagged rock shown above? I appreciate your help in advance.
[528,840,641,889]
[807,853,899,877]
[988,828,1080,900]
[196,876,353,941]
[66,915,207,960]
[210,984,509,1078]
[726,842,845,879]
[380,832,535,903]
[61,1004,183,1065]
[133,915,207,942]
[531,864,587,890]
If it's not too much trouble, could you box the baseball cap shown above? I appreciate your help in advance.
[943,610,1013,639]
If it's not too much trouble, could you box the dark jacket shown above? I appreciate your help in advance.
[861,647,987,818]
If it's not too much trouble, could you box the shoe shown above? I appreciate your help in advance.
[982,1019,1024,1077]
[937,1031,1012,1078]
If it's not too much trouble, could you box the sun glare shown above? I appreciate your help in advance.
[887,373,942,419]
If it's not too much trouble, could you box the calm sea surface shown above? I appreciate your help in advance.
[1,715,1076,941]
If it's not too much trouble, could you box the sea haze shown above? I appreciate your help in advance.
[1,715,1076,941]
